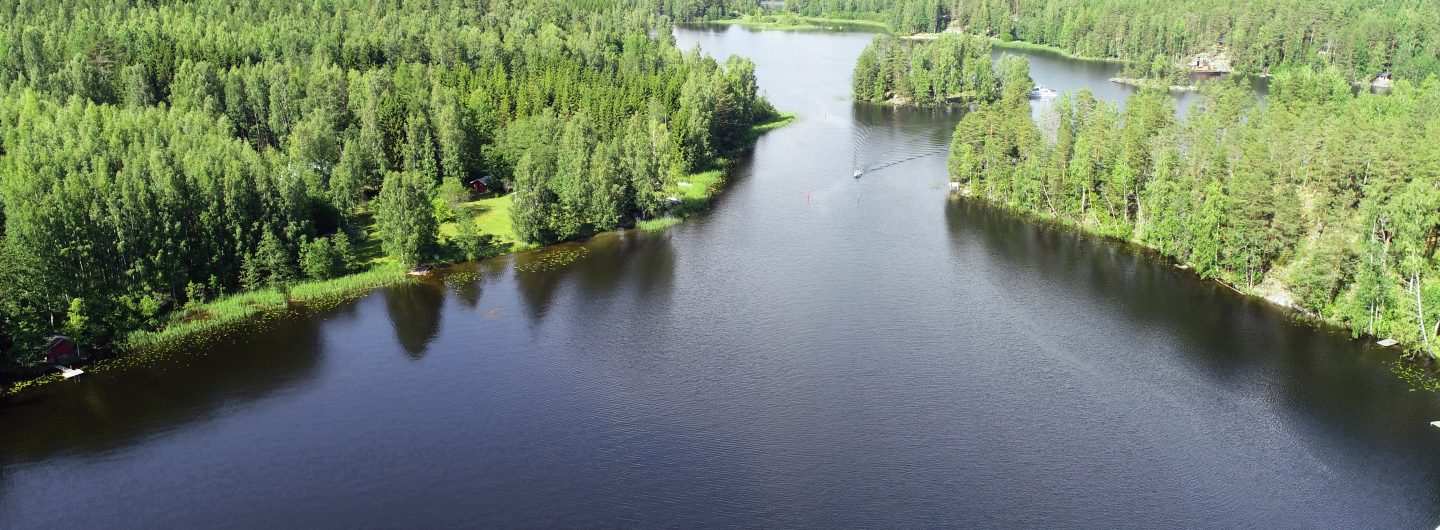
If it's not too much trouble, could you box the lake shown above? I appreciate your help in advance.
[1,24,1436,529]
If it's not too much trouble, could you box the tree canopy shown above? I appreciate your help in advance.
[950,70,1440,357]
[776,0,1440,82]
[852,34,1002,106]
[0,0,775,366]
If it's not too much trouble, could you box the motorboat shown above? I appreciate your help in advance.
[1029,85,1059,99]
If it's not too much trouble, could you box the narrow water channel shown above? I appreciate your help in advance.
[1,25,1436,528]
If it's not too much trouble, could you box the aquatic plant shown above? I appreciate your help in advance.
[122,267,407,357]
[515,247,590,272]
[637,217,683,232]
[1393,362,1440,393]
[287,265,411,311]
[443,271,483,287]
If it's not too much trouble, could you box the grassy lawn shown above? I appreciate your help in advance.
[674,166,726,200]
[354,211,392,266]
[438,193,531,253]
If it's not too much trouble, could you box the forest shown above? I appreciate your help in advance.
[784,0,950,34]
[945,0,1440,82]
[656,0,759,21]
[0,0,776,367]
[750,0,1440,83]
[851,34,1001,106]
[948,70,1440,358]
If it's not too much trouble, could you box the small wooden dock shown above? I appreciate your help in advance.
[57,366,84,379]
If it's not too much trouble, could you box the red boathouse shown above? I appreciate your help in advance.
[43,335,77,365]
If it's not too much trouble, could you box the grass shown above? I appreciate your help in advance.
[438,193,534,253]
[748,111,797,137]
[636,217,683,232]
[711,14,890,32]
[123,289,289,353]
[2,263,413,397]
[286,264,410,310]
[123,265,410,354]
[353,211,393,266]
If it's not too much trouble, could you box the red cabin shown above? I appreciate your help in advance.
[43,336,77,365]
[468,180,488,193]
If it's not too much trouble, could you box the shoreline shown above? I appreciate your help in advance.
[1,112,798,399]
[1108,77,1197,91]
[706,15,889,32]
[711,16,1131,68]
[948,187,1438,375]
[902,29,1130,65]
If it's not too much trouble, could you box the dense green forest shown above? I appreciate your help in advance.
[784,0,950,34]
[948,70,1440,358]
[851,34,1004,106]
[0,0,776,367]
[947,0,1440,81]
[774,0,1440,82]
[657,0,758,21]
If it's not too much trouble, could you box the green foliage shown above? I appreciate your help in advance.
[121,290,288,355]
[853,34,998,106]
[785,0,947,33]
[300,236,344,280]
[451,214,499,261]
[795,0,1440,81]
[284,264,410,310]
[0,0,777,364]
[660,0,760,22]
[62,298,92,345]
[376,171,439,267]
[967,0,1440,80]
[331,233,359,275]
[185,281,210,307]
[951,69,1440,358]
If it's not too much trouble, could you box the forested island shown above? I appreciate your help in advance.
[850,34,1008,106]
[0,0,782,376]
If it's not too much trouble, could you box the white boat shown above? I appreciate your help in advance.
[853,169,864,178]
[1029,85,1059,99]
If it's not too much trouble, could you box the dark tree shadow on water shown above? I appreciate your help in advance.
[450,274,483,309]
[513,232,678,325]
[0,312,325,463]
[512,245,577,324]
[943,198,1440,487]
[382,282,446,359]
